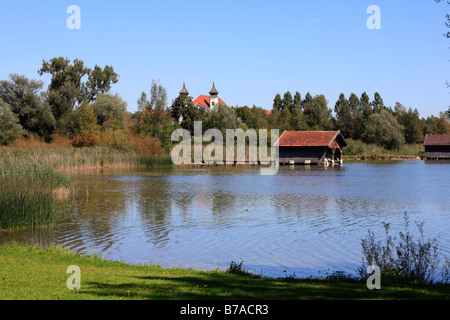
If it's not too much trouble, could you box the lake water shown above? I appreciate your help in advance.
[1,161,449,279]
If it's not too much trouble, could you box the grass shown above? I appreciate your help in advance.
[343,139,423,159]
[0,244,448,300]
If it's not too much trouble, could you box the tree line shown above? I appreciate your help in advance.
[0,57,449,154]
[268,90,449,150]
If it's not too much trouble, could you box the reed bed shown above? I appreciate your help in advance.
[0,162,72,229]
[0,146,172,229]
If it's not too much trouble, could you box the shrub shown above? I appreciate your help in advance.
[358,212,450,284]
[129,135,163,158]
[71,131,97,148]
[226,261,252,276]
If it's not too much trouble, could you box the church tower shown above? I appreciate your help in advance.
[179,81,189,96]
[209,81,219,111]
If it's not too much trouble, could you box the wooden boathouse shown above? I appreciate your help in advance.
[275,131,348,166]
[424,134,450,160]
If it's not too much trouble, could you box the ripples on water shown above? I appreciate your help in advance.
[1,161,449,278]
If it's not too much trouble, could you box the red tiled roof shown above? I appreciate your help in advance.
[264,109,271,115]
[424,134,450,146]
[275,131,347,147]
[193,95,227,109]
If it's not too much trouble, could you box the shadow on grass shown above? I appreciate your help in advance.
[83,273,450,300]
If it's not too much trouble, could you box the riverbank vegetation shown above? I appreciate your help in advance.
[0,162,71,229]
[1,57,449,158]
[0,244,448,300]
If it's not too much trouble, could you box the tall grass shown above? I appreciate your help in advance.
[0,162,72,229]
[0,143,173,228]
[343,139,423,158]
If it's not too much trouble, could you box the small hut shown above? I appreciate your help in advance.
[424,134,450,160]
[275,131,348,166]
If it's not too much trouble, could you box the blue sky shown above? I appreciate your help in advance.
[0,0,449,117]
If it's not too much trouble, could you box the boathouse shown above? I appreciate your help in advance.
[275,131,348,165]
[424,134,450,160]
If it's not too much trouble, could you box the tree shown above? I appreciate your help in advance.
[273,93,282,112]
[0,74,55,140]
[290,107,308,131]
[334,93,352,138]
[363,110,405,150]
[0,99,23,145]
[137,92,150,112]
[148,80,168,111]
[394,102,423,144]
[77,104,100,133]
[170,94,193,123]
[277,106,293,131]
[293,91,302,110]
[135,81,177,152]
[360,92,373,121]
[282,91,293,111]
[38,57,118,121]
[180,104,207,135]
[205,104,243,136]
[91,93,128,129]
[371,92,385,113]
[236,107,258,129]
[303,94,333,130]
[349,93,363,139]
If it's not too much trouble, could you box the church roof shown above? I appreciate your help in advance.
[193,95,227,109]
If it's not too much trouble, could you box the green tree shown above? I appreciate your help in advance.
[148,80,168,111]
[38,57,119,121]
[78,104,100,133]
[170,94,192,123]
[349,93,363,139]
[293,92,302,110]
[0,100,23,145]
[360,92,373,121]
[180,104,207,135]
[236,107,258,129]
[273,93,282,112]
[363,110,405,150]
[394,102,423,144]
[278,106,293,131]
[137,92,150,111]
[334,93,352,138]
[0,74,55,141]
[304,94,333,130]
[290,107,308,131]
[205,104,243,136]
[91,93,128,129]
[282,91,293,111]
[371,92,385,113]
[136,81,177,152]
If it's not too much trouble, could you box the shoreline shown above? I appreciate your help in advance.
[344,155,422,161]
[0,244,448,300]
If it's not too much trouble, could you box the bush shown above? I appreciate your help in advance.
[71,131,97,148]
[129,135,163,158]
[358,212,450,284]
[226,261,252,276]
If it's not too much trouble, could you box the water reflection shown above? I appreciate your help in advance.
[1,162,449,278]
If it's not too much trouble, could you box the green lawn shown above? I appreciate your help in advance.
[0,244,448,300]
